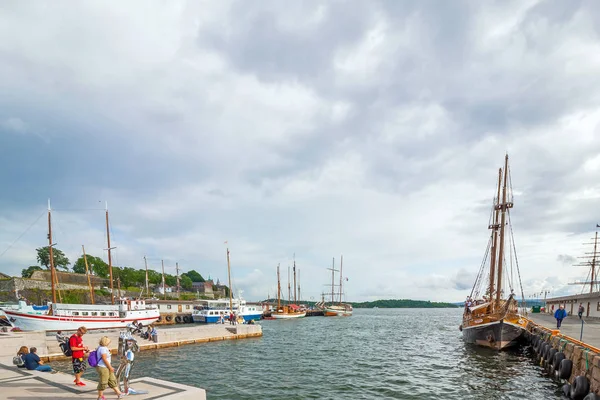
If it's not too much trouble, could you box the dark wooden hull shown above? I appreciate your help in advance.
[462,319,525,350]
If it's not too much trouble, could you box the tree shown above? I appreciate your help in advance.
[181,275,193,290]
[184,270,205,282]
[36,247,70,271]
[72,255,109,278]
[22,265,43,278]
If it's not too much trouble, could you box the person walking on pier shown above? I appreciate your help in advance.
[95,336,125,399]
[70,326,89,386]
[578,303,585,319]
[554,305,568,329]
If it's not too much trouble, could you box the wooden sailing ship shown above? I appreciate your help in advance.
[461,155,528,350]
[323,256,352,317]
[272,263,306,319]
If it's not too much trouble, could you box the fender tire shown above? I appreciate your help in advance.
[166,314,173,322]
[183,316,191,323]
[546,349,557,369]
[174,316,182,323]
[583,393,600,400]
[558,359,573,380]
[157,315,163,323]
[552,352,566,374]
[571,375,590,400]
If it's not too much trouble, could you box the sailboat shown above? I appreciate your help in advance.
[323,256,352,317]
[272,263,306,319]
[461,155,528,350]
[0,201,159,331]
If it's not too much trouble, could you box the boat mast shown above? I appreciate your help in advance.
[339,255,343,305]
[176,262,181,300]
[48,199,57,304]
[495,154,512,306]
[331,257,335,303]
[82,245,95,304]
[591,231,598,294]
[297,269,301,303]
[227,248,233,312]
[105,202,115,305]
[293,255,297,304]
[143,256,149,297]
[277,263,281,310]
[488,168,502,307]
[161,259,166,301]
[287,266,291,305]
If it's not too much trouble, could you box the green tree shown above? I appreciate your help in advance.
[181,275,193,290]
[72,255,109,278]
[184,270,205,282]
[36,247,70,271]
[22,265,43,278]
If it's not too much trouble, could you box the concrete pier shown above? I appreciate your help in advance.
[528,313,600,348]
[0,358,206,399]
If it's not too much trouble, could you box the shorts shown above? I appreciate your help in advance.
[96,366,118,390]
[72,357,87,374]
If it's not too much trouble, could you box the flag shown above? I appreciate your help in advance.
[346,277,349,281]
[224,241,228,244]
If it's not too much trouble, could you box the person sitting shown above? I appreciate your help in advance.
[150,326,158,343]
[14,346,28,368]
[144,326,152,341]
[23,347,52,372]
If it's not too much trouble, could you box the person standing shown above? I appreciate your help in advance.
[70,326,89,386]
[95,336,125,399]
[23,347,53,372]
[578,303,585,319]
[554,305,568,329]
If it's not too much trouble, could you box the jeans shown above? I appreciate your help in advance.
[556,318,563,328]
[35,365,52,372]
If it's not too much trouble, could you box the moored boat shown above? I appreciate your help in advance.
[271,264,306,319]
[192,297,262,323]
[322,256,352,317]
[461,154,527,350]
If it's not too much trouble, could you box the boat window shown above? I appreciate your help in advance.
[92,312,98,316]
[101,312,106,316]
[73,312,79,316]
[186,305,190,309]
[110,312,115,316]
[167,305,172,309]
[82,312,89,316]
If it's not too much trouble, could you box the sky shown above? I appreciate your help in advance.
[1,0,599,303]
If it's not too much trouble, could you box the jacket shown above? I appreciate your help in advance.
[554,308,567,319]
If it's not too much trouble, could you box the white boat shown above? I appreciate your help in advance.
[271,264,306,319]
[322,256,353,317]
[2,299,159,331]
[191,298,262,323]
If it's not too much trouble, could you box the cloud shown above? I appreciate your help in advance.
[0,1,600,303]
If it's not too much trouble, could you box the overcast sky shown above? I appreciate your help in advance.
[1,1,599,303]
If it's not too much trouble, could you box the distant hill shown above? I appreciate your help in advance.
[351,299,460,309]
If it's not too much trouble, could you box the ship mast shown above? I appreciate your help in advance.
[487,169,502,309]
[227,248,233,312]
[339,255,343,304]
[105,202,115,305]
[495,154,513,307]
[143,256,149,297]
[161,259,166,300]
[48,199,57,304]
[82,245,95,304]
[276,263,281,310]
[293,255,297,304]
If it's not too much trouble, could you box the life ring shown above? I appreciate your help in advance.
[175,316,182,323]
[166,315,173,322]
[134,306,139,310]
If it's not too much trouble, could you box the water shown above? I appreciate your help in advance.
[52,308,563,399]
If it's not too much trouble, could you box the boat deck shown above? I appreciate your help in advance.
[0,358,206,399]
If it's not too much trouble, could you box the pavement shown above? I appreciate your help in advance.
[528,312,600,348]
[0,359,206,399]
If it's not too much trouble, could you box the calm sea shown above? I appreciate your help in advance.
[53,308,563,399]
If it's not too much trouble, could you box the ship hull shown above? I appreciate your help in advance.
[462,319,525,350]
[3,309,159,331]
[271,312,306,319]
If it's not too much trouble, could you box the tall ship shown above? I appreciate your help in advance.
[0,201,159,331]
[323,256,352,317]
[461,155,528,350]
[272,263,306,319]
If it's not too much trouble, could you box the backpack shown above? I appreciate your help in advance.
[12,355,24,367]
[60,341,72,357]
[87,347,100,367]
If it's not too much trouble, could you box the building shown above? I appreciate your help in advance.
[545,292,600,318]
[154,284,173,295]
[0,272,10,279]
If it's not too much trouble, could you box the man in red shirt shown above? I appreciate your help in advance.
[69,326,89,386]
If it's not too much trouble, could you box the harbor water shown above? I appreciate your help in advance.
[53,308,563,399]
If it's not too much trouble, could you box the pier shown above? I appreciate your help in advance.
[0,324,261,398]
[527,312,600,397]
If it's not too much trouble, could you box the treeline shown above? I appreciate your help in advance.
[350,299,460,308]
[21,247,223,292]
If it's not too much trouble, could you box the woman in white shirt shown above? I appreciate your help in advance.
[95,336,125,400]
